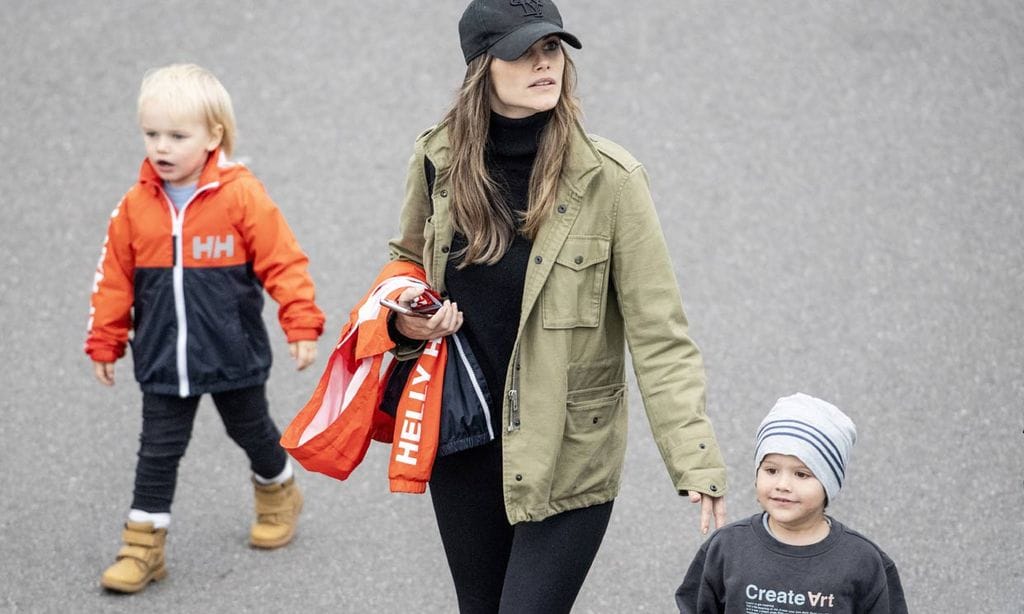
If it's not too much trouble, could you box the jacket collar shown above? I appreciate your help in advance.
[137,148,242,192]
[420,116,606,334]
[421,116,603,198]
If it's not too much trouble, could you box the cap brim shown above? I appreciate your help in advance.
[488,22,582,62]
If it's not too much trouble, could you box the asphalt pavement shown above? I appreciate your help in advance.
[1,1,1021,612]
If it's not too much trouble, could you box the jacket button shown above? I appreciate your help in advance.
[709,484,718,492]
[534,256,543,264]
[699,443,706,450]
[574,255,584,265]
[557,204,567,214]
[441,246,450,253]
[439,189,448,198]
[592,416,599,424]
[515,474,523,481]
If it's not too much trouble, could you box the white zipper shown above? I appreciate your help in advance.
[164,182,219,397]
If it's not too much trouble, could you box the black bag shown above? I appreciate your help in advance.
[379,331,494,457]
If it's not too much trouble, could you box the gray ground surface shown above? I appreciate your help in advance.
[1,1,1021,612]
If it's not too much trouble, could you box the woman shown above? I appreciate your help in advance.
[386,1,728,611]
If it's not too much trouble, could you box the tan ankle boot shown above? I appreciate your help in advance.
[250,476,303,549]
[100,521,167,593]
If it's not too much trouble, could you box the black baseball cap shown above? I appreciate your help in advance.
[459,0,582,64]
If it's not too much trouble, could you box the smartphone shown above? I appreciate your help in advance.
[380,297,425,317]
[380,293,442,318]
[409,288,443,315]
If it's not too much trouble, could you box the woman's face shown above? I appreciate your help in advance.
[489,36,565,119]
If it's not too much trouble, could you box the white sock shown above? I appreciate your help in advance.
[253,460,293,485]
[128,509,171,529]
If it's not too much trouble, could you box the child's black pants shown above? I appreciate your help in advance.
[131,384,287,513]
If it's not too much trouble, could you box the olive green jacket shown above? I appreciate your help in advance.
[388,120,727,523]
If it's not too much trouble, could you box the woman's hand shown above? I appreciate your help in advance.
[392,286,463,340]
[689,491,727,535]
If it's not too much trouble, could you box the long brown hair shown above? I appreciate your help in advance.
[440,47,582,267]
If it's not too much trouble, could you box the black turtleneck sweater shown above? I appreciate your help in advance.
[445,111,550,426]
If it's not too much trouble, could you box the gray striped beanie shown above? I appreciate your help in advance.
[754,393,857,503]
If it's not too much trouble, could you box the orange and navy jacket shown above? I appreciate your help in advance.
[84,150,325,397]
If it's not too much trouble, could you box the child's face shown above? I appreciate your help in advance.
[139,102,222,188]
[755,453,827,529]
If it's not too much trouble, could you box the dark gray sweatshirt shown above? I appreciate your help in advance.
[676,513,907,613]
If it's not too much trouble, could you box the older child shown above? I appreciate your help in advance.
[676,393,908,613]
[85,63,324,593]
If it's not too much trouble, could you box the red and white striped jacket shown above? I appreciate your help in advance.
[280,261,450,493]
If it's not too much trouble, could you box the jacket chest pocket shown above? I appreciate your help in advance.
[542,236,610,329]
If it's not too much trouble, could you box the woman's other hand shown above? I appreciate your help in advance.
[689,491,727,536]
[392,286,463,340]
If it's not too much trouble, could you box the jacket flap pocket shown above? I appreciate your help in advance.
[566,383,625,410]
[555,236,610,272]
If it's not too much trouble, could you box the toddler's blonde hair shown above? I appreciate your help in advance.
[137,63,237,157]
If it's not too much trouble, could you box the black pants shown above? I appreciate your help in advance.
[131,384,287,513]
[429,441,613,614]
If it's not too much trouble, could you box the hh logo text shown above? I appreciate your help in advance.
[192,235,235,259]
